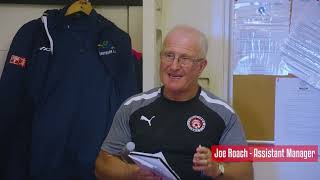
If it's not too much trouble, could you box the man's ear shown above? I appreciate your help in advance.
[198,59,207,74]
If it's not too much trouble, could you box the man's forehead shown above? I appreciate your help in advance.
[165,29,199,42]
[163,35,201,54]
[167,26,202,36]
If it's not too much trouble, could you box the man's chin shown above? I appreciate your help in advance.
[164,85,184,93]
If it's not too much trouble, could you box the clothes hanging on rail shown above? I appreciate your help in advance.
[0,6,138,180]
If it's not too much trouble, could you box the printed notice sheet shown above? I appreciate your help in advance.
[274,77,320,179]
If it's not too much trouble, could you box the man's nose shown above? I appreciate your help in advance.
[170,57,181,70]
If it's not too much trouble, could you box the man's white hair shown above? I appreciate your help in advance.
[163,25,208,59]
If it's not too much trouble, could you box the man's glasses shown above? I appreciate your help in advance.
[160,51,203,67]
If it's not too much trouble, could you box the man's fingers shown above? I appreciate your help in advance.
[193,152,211,160]
[140,176,161,180]
[136,174,161,180]
[192,165,207,171]
[135,169,161,180]
[196,146,211,153]
[193,158,209,165]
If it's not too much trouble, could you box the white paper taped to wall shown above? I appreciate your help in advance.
[233,0,290,75]
[280,0,320,90]
[274,77,320,179]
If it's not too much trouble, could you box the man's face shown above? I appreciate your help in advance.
[160,32,207,95]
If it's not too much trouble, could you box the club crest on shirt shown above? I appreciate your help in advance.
[187,115,206,132]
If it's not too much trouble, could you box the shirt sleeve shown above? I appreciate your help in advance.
[101,104,132,155]
[0,20,39,143]
[0,19,40,178]
[219,114,247,145]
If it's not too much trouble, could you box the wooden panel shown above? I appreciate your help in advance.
[233,75,276,141]
[129,6,142,51]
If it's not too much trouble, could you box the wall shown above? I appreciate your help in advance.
[142,0,159,91]
[0,4,142,76]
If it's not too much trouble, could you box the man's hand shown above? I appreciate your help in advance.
[192,145,254,180]
[133,168,162,180]
[192,145,221,178]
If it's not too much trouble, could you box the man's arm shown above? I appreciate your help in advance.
[214,112,254,179]
[95,101,136,180]
[95,150,139,180]
[95,150,162,180]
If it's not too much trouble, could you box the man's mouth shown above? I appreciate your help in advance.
[168,73,183,80]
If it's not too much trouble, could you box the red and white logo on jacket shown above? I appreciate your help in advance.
[187,115,206,132]
[9,55,27,68]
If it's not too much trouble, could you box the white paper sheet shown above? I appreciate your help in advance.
[275,77,320,145]
[129,151,181,180]
[274,77,320,179]
[292,0,312,25]
[234,0,290,26]
[233,0,290,75]
[280,0,320,90]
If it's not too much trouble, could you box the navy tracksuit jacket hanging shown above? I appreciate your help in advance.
[0,7,138,180]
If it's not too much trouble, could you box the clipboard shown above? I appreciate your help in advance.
[129,151,181,180]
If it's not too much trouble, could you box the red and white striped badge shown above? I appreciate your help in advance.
[9,55,27,68]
